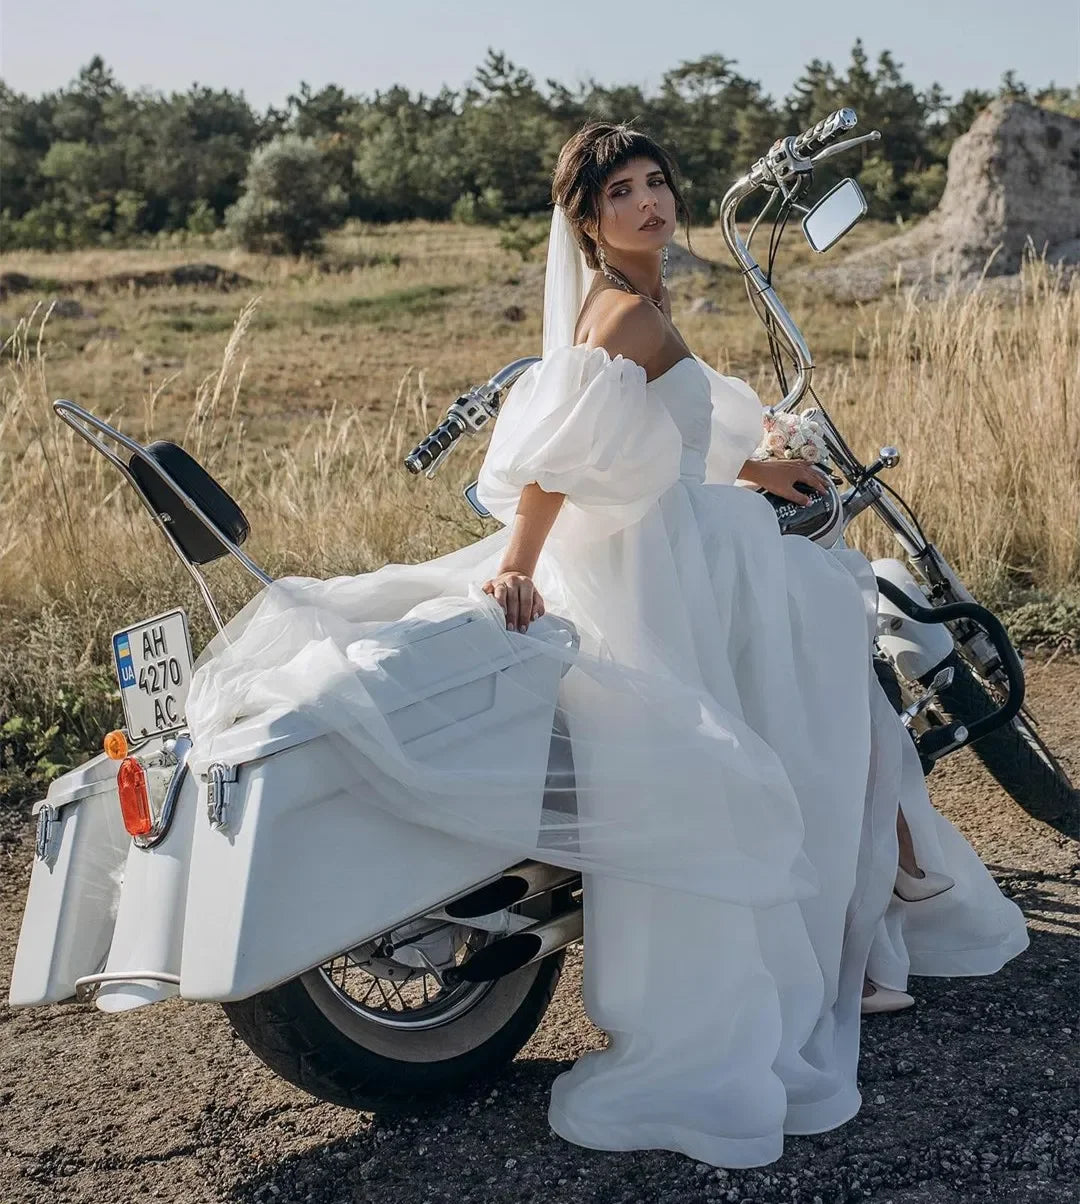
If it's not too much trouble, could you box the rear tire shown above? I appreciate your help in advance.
[222,892,568,1110]
[936,658,1078,836]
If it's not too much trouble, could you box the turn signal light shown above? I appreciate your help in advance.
[117,757,152,837]
[103,730,128,760]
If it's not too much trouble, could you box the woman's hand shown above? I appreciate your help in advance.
[738,458,830,506]
[481,569,546,633]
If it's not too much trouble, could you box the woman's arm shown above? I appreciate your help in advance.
[498,481,567,577]
[483,295,665,631]
[483,482,565,631]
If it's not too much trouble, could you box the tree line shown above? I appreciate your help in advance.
[2,44,1076,255]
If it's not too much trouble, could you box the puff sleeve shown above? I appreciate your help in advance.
[475,344,683,543]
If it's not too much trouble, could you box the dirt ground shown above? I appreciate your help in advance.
[1,660,1077,1204]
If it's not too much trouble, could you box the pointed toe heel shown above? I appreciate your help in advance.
[861,983,915,1015]
[893,866,955,902]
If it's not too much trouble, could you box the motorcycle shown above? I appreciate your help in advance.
[9,108,1075,1111]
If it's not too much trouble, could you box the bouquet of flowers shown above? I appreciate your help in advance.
[751,408,831,468]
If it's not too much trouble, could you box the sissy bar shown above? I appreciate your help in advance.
[53,399,272,634]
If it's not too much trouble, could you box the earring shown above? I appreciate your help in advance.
[661,244,668,287]
[596,243,607,271]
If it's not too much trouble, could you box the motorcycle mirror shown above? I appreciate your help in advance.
[801,178,868,253]
[463,479,491,518]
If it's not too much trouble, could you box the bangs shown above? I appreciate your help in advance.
[552,119,692,270]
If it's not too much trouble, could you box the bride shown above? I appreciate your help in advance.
[186,120,1027,1168]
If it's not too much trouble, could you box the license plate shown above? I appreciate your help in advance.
[111,608,194,739]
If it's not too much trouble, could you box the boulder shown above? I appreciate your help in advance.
[811,100,1080,298]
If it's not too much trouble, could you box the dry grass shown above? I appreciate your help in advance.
[821,257,1079,594]
[0,225,1076,775]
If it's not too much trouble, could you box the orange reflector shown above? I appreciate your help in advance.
[117,757,152,837]
[103,730,128,760]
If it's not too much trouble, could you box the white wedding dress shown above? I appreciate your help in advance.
[185,342,1027,1168]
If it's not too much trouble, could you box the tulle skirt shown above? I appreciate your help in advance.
[184,478,1027,1167]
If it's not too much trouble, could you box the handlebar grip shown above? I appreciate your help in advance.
[792,108,858,156]
[404,415,466,474]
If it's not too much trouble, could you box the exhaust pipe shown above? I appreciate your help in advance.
[446,902,583,984]
[443,861,580,919]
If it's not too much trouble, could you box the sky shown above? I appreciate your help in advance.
[2,0,1077,109]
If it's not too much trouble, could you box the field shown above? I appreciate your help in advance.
[1,219,1078,1203]
[1,218,1078,796]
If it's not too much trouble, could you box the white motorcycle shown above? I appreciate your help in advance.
[10,108,1074,1110]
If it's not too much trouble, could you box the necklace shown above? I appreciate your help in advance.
[600,262,664,310]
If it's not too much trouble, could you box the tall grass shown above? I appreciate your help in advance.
[0,297,487,792]
[0,297,488,617]
[820,257,1079,594]
[0,259,1076,794]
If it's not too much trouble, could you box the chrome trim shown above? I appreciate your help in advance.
[717,110,879,418]
[719,173,815,413]
[449,901,584,984]
[901,666,956,728]
[73,970,181,1003]
[206,761,238,831]
[132,734,192,849]
[35,804,59,863]
[486,356,541,394]
[404,358,541,477]
[792,107,859,155]
[442,860,581,919]
[810,130,882,166]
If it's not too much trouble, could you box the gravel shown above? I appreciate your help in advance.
[2,658,1077,1204]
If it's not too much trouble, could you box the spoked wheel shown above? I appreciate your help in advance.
[314,918,499,1030]
[222,891,567,1110]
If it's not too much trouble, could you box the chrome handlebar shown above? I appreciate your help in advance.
[793,107,859,156]
[403,356,540,476]
[719,107,880,414]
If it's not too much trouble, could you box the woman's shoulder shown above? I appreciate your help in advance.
[575,288,667,375]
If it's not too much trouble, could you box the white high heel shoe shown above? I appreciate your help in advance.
[861,982,915,1015]
[894,865,955,902]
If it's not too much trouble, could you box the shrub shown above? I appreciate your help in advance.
[450,186,506,226]
[498,214,548,261]
[225,134,346,255]
[185,198,217,236]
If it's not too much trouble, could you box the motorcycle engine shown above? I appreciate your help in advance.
[758,477,843,548]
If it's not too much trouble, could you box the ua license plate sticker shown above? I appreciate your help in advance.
[111,608,194,739]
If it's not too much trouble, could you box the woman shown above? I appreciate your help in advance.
[186,121,1027,1169]
[474,120,1027,1163]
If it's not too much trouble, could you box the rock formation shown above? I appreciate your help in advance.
[810,100,1080,299]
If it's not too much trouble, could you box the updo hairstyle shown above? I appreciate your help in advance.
[550,120,694,270]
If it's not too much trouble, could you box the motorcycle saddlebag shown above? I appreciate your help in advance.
[179,602,576,1002]
[8,752,130,1006]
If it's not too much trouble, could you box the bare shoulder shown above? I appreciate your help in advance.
[579,290,667,374]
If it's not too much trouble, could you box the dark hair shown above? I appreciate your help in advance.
[551,120,693,270]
